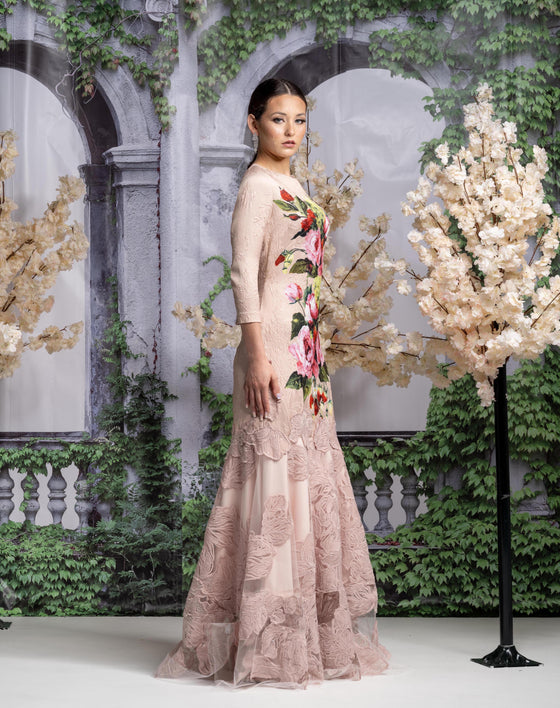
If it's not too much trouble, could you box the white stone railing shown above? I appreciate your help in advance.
[0,435,112,529]
[341,432,556,538]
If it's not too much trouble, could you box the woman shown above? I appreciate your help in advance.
[155,77,390,689]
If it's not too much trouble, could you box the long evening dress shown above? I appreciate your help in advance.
[154,162,390,689]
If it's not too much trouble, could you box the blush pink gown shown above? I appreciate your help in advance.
[154,162,390,688]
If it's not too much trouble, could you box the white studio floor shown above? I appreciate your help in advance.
[1,616,558,708]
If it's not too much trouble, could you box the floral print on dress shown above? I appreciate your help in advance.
[273,187,332,417]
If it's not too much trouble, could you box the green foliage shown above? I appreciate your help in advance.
[367,509,560,616]
[368,348,560,616]
[342,439,408,486]
[0,0,178,129]
[0,520,114,616]
[79,279,182,613]
[0,279,182,615]
[195,3,560,202]
[81,493,182,614]
[96,279,181,525]
[185,257,234,471]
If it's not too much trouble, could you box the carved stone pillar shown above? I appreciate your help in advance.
[74,464,94,530]
[47,467,67,524]
[102,144,161,371]
[0,467,14,525]
[401,468,420,527]
[372,471,394,537]
[352,475,370,531]
[78,163,115,435]
[21,471,40,524]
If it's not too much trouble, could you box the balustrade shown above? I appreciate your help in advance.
[0,436,111,530]
[0,434,554,533]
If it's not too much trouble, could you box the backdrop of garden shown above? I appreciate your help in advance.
[0,0,558,618]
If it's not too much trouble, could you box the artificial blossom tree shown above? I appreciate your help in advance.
[402,83,559,667]
[0,129,89,377]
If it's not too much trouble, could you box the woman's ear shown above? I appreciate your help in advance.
[247,113,257,135]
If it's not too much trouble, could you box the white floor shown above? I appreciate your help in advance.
[1,616,558,708]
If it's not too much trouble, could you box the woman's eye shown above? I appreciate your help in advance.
[273,117,284,123]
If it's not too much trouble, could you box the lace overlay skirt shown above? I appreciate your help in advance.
[154,418,390,689]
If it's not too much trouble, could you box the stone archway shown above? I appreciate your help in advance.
[0,25,161,436]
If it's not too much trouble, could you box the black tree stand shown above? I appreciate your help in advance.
[471,364,541,668]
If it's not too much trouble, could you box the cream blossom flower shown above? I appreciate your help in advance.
[403,84,560,406]
[0,130,88,377]
[176,101,449,390]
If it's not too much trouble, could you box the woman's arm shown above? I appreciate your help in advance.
[241,322,281,420]
[230,176,281,419]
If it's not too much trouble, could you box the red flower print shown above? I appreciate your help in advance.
[275,254,285,266]
[288,214,300,221]
[280,189,294,201]
[301,208,315,232]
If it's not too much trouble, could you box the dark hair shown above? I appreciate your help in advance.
[247,78,307,168]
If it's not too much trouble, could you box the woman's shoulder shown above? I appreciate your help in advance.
[239,163,279,191]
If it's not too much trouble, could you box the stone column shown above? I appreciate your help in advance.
[157,15,204,483]
[78,163,115,435]
[102,144,161,371]
[195,143,253,459]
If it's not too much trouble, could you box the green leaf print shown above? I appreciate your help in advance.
[289,259,310,274]
[291,312,306,339]
[286,371,305,390]
[273,199,299,212]
[294,195,310,215]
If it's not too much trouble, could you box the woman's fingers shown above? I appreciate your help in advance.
[244,361,281,420]
[246,383,257,417]
[270,369,281,401]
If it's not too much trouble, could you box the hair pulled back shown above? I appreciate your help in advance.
[247,77,307,168]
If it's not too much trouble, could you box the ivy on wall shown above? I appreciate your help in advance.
[195,2,560,197]
[367,348,560,616]
[0,282,183,615]
[0,0,179,129]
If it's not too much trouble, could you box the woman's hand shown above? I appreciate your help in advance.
[240,322,281,420]
[244,356,281,420]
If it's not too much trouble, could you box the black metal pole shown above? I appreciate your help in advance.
[471,364,541,668]
[495,362,513,646]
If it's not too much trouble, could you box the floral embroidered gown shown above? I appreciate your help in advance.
[154,163,390,688]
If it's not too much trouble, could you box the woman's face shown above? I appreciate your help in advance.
[248,93,307,165]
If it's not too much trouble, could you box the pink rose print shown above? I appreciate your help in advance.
[285,283,303,303]
[304,291,319,323]
[304,229,322,274]
[288,325,315,378]
[273,185,331,417]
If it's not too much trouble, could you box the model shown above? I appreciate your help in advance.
[154,77,390,689]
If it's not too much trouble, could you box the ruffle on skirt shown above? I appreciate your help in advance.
[154,414,390,689]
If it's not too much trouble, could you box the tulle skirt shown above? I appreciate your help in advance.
[154,422,390,689]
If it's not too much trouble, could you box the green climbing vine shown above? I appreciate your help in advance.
[366,349,560,616]
[185,255,235,473]
[0,279,183,615]
[195,2,560,198]
[0,0,179,129]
